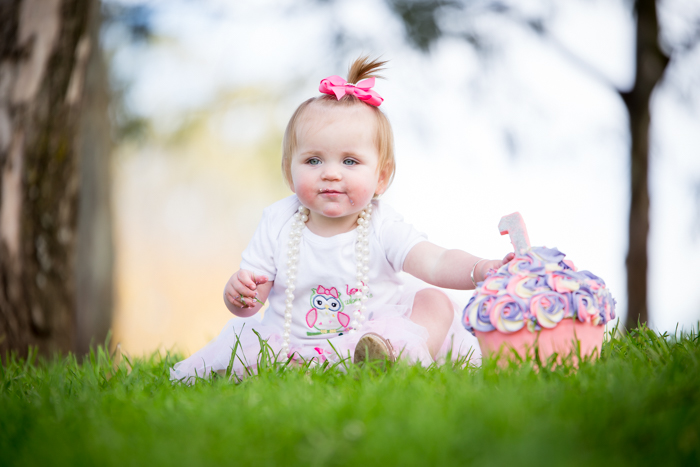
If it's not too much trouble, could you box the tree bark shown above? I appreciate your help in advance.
[75,1,114,356]
[622,0,669,330]
[0,0,103,358]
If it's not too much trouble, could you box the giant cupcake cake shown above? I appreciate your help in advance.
[463,213,616,361]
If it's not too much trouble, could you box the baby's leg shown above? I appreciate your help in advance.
[409,289,454,358]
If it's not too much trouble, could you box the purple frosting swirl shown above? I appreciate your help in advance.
[507,253,545,275]
[530,292,570,329]
[463,295,498,332]
[490,295,527,332]
[530,246,566,263]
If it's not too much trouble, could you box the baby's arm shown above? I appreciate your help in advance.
[223,270,273,317]
[403,241,514,290]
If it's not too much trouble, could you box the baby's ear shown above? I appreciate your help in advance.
[375,168,390,196]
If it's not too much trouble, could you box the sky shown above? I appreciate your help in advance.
[104,0,700,354]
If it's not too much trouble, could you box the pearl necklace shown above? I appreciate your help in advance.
[281,203,372,357]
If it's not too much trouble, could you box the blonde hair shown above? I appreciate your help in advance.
[281,56,395,195]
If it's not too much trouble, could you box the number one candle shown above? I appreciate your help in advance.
[498,212,531,255]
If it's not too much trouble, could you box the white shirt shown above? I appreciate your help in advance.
[240,195,427,343]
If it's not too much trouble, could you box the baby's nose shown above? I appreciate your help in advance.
[321,165,342,180]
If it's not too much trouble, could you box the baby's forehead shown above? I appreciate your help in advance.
[296,101,377,133]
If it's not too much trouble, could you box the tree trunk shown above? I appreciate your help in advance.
[622,0,669,330]
[0,0,104,358]
[75,1,114,356]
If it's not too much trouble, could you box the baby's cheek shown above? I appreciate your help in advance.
[295,183,317,204]
[355,187,373,202]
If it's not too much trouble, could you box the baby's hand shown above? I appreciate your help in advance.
[224,270,268,309]
[476,252,515,282]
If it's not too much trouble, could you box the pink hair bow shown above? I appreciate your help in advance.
[319,76,383,107]
[316,285,339,299]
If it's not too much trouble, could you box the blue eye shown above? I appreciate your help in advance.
[308,158,321,165]
[343,159,358,166]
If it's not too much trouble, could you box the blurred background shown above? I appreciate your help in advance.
[4,0,698,358]
[101,0,700,357]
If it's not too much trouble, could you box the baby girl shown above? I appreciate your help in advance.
[171,57,513,382]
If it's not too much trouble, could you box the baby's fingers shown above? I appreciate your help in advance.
[253,274,269,286]
[238,271,268,291]
[230,291,259,308]
[225,283,250,308]
[229,292,246,308]
[503,252,516,264]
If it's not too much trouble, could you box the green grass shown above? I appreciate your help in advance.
[2,325,699,466]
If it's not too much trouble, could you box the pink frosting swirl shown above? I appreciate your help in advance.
[571,288,600,325]
[547,270,581,294]
[530,292,570,329]
[489,295,527,333]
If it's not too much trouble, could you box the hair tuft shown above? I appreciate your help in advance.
[347,56,387,84]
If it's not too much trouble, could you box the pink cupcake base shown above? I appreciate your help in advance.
[475,319,605,363]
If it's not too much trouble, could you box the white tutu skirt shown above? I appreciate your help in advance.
[170,286,481,383]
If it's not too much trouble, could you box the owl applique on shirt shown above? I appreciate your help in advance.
[305,285,351,336]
